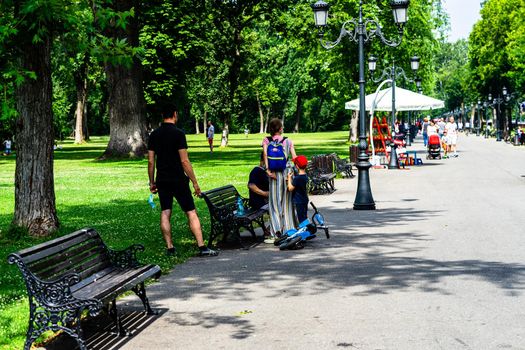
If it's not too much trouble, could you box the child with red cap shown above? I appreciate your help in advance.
[287,155,309,223]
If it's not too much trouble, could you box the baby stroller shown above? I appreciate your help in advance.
[426,134,441,159]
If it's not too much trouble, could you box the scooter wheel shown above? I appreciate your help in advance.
[279,236,302,250]
[274,234,289,246]
[290,241,305,250]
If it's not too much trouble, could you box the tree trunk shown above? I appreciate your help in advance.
[103,0,147,158]
[350,110,358,142]
[220,124,229,147]
[195,116,200,134]
[203,111,207,134]
[507,104,514,132]
[13,37,59,237]
[293,94,302,133]
[257,91,265,134]
[83,99,89,141]
[74,54,89,144]
[264,106,272,134]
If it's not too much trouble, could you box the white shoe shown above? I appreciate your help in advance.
[264,238,275,244]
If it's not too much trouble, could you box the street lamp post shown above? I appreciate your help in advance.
[487,87,508,142]
[476,100,482,136]
[483,101,489,137]
[368,56,420,169]
[311,0,410,210]
[415,77,422,94]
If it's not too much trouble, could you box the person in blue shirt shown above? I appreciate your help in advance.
[286,155,309,224]
[207,121,215,153]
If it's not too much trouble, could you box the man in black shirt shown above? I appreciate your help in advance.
[148,109,218,257]
[248,153,269,210]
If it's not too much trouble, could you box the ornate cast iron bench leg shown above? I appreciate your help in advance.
[132,282,158,315]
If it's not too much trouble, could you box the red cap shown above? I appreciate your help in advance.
[293,155,308,169]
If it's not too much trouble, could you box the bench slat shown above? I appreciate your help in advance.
[38,247,111,281]
[72,265,161,303]
[20,229,99,265]
[29,239,106,278]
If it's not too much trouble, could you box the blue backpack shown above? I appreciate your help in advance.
[267,136,288,171]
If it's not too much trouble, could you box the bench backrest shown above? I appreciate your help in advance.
[201,185,240,214]
[311,154,335,174]
[8,228,112,282]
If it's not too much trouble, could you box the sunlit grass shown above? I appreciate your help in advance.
[0,131,351,348]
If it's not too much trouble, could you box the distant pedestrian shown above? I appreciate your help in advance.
[427,120,438,137]
[148,108,218,257]
[437,118,446,138]
[518,127,525,145]
[244,128,249,138]
[445,116,458,157]
[3,139,11,155]
[207,121,214,153]
[422,117,429,146]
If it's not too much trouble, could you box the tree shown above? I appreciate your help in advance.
[94,0,148,158]
[0,0,78,236]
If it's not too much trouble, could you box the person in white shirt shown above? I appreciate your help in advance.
[427,120,439,136]
[445,116,458,157]
[437,118,446,137]
[3,139,11,155]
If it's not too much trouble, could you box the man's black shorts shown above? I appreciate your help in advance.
[156,179,196,212]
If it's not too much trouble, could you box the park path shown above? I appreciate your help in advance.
[79,134,525,350]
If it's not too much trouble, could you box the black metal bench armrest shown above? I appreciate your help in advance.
[107,244,145,269]
[8,254,102,316]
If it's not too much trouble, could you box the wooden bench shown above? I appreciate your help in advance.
[7,228,162,350]
[329,153,355,178]
[200,185,268,248]
[307,155,336,195]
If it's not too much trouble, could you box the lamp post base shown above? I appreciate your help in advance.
[353,157,376,211]
[388,145,400,169]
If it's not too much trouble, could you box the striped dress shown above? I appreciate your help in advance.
[263,136,295,236]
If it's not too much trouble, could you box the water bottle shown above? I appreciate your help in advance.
[148,194,156,209]
[237,197,245,216]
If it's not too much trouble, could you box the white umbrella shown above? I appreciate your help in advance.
[345,86,445,111]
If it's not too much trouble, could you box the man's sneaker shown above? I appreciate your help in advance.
[166,247,176,256]
[198,247,219,257]
[264,238,275,244]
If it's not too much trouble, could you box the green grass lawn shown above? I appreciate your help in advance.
[0,131,351,349]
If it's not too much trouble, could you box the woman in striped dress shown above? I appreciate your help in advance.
[262,119,297,241]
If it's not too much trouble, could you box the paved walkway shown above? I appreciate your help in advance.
[80,135,525,349]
